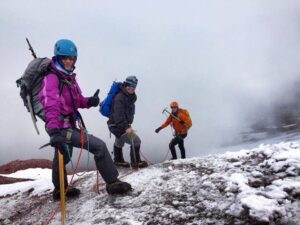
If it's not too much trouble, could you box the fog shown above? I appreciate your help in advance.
[1,1,300,166]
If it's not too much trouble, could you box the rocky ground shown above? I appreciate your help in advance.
[0,142,299,225]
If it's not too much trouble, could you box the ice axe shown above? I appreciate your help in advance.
[39,142,51,149]
[162,107,181,122]
[162,107,188,128]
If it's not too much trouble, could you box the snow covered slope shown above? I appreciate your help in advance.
[0,141,299,225]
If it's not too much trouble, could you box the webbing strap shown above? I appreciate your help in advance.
[66,129,73,143]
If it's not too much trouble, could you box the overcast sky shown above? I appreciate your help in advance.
[1,0,300,166]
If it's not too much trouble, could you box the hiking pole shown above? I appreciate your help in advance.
[58,150,66,225]
[130,134,138,169]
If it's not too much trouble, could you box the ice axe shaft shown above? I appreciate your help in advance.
[58,150,66,224]
[26,37,37,59]
[130,135,137,169]
[162,108,181,122]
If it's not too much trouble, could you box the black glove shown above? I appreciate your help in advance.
[49,128,65,152]
[88,89,100,107]
[179,120,185,125]
[155,127,162,133]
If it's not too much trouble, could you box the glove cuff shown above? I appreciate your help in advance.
[87,97,92,107]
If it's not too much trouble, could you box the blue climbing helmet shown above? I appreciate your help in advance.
[124,75,138,88]
[54,39,78,57]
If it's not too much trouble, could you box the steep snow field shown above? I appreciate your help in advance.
[0,141,299,225]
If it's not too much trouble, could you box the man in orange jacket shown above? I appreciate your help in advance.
[155,101,192,160]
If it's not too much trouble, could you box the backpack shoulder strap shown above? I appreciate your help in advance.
[44,68,67,96]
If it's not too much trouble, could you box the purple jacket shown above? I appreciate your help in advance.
[38,59,89,130]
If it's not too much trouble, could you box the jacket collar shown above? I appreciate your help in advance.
[50,57,77,81]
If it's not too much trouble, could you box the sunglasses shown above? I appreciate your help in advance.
[60,56,76,61]
[127,84,137,90]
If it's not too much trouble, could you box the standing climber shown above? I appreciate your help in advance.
[38,39,131,199]
[155,101,192,160]
[107,76,148,168]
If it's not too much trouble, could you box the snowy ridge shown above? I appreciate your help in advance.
[0,142,299,225]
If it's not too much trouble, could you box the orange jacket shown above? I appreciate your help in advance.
[160,108,191,135]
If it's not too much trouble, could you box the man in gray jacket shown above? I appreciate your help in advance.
[108,76,148,168]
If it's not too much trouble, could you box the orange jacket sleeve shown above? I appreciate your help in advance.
[160,115,172,129]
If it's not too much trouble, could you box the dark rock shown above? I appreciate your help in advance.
[0,159,52,174]
[0,175,33,185]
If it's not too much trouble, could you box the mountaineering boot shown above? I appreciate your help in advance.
[114,161,130,167]
[129,145,148,168]
[106,179,132,195]
[66,187,81,198]
[52,187,81,201]
[114,146,130,168]
[131,161,148,169]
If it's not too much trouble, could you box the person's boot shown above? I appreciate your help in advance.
[179,147,186,159]
[130,146,148,168]
[106,179,132,195]
[53,187,81,201]
[131,161,148,168]
[114,146,130,167]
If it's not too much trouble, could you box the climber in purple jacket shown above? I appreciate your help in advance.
[38,39,131,200]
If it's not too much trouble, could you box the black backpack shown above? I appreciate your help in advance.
[16,57,64,134]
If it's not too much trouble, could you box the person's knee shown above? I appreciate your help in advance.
[114,137,125,149]
[178,140,184,146]
[93,140,108,158]
[169,142,175,149]
[114,143,124,149]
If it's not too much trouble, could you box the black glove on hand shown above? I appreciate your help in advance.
[155,127,162,133]
[88,89,100,107]
[179,120,185,125]
[49,128,65,152]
